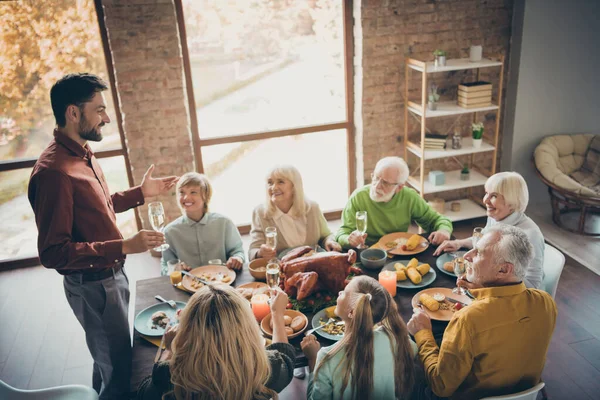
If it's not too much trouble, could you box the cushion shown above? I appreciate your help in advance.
[534,133,597,197]
[570,135,600,194]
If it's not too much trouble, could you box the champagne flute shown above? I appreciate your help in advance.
[148,202,170,252]
[266,258,281,294]
[356,211,368,249]
[452,257,467,295]
[472,227,484,248]
[265,226,277,252]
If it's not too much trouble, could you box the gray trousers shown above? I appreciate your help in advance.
[63,267,132,400]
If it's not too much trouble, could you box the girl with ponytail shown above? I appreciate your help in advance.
[301,275,416,399]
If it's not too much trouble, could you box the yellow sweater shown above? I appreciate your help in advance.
[414,283,557,399]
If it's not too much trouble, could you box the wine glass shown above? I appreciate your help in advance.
[355,211,368,249]
[148,202,170,252]
[265,226,277,252]
[266,258,281,293]
[472,227,484,248]
[452,257,467,295]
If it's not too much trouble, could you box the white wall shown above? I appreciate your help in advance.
[503,0,600,207]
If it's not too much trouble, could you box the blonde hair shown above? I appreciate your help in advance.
[168,285,276,400]
[314,276,415,400]
[176,172,213,213]
[264,165,306,218]
[374,157,409,185]
[485,172,529,213]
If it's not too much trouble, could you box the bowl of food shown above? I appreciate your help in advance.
[249,258,268,281]
[260,309,308,339]
[359,248,387,270]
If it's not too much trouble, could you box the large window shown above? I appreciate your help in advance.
[178,0,354,226]
[0,0,136,266]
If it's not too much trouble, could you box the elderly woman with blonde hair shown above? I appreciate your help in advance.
[136,286,295,400]
[434,171,544,289]
[249,165,341,260]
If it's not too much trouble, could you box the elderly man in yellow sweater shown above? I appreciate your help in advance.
[407,224,557,400]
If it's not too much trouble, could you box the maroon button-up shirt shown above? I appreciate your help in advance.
[28,130,144,275]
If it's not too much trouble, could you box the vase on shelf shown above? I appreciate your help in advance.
[472,138,483,149]
[428,101,437,110]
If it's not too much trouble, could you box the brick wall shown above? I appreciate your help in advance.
[101,0,194,227]
[355,0,513,203]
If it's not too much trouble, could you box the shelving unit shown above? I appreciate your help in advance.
[404,56,505,222]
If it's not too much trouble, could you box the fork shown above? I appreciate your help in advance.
[155,295,177,309]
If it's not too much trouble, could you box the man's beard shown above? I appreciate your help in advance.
[369,185,395,203]
[79,118,103,142]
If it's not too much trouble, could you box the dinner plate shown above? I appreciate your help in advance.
[411,287,471,321]
[278,245,326,260]
[382,261,437,289]
[237,282,269,290]
[134,301,186,337]
[376,233,429,256]
[435,251,467,278]
[181,265,236,293]
[311,308,344,341]
[261,310,308,339]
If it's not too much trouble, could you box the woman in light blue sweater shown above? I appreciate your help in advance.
[301,276,416,400]
[434,171,544,289]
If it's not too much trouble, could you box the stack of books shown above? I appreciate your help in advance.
[422,133,448,150]
[458,81,492,108]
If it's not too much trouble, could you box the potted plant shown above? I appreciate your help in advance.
[433,49,447,67]
[460,164,470,181]
[428,84,440,110]
[472,122,484,148]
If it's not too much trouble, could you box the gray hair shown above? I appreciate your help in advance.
[486,224,533,280]
[374,157,409,184]
[485,172,529,213]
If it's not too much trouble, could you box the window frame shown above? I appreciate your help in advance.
[174,0,355,234]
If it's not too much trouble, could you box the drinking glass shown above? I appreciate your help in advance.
[266,258,281,291]
[452,257,467,295]
[265,226,277,251]
[148,202,170,252]
[472,227,484,248]
[167,259,182,286]
[355,211,368,249]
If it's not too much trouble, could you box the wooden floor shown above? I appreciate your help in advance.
[1,219,600,399]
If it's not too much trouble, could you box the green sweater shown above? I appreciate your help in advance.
[335,185,453,248]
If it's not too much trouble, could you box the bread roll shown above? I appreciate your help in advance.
[443,261,454,272]
[407,258,419,269]
[396,269,407,281]
[290,316,305,332]
[394,262,406,270]
[406,234,422,251]
[407,267,422,284]
[283,315,293,326]
[285,327,294,336]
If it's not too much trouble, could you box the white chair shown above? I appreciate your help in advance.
[542,243,565,298]
[480,382,545,399]
[0,379,98,400]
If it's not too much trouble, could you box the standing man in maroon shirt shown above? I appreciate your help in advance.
[28,73,178,399]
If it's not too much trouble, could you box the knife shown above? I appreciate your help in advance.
[445,297,469,307]
[181,270,211,286]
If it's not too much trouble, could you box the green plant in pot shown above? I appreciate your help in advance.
[472,122,484,149]
[428,84,440,110]
[460,164,470,181]
[433,49,447,67]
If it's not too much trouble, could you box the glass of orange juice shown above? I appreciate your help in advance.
[168,259,183,286]
[170,270,182,286]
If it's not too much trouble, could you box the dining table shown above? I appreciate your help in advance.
[130,235,461,392]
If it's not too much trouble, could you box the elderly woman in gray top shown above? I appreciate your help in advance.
[434,172,544,289]
[249,164,341,260]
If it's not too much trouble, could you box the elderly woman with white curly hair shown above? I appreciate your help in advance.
[249,164,342,260]
[434,171,544,289]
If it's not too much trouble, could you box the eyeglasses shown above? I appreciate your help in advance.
[371,173,400,190]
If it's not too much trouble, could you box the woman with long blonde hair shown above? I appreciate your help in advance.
[137,286,295,400]
[301,276,416,399]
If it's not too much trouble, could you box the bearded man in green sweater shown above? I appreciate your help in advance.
[336,157,453,248]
